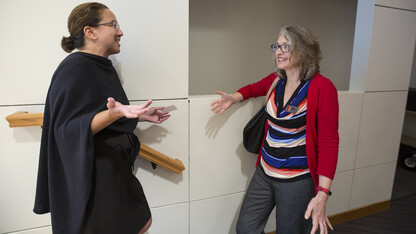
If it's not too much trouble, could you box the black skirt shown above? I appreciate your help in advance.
[82,130,151,234]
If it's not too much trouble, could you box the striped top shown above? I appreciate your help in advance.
[260,78,312,179]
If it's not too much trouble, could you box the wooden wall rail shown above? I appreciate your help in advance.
[5,111,44,127]
[5,111,185,174]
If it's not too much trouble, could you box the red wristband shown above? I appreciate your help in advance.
[317,186,332,196]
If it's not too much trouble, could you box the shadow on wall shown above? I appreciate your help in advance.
[133,156,184,185]
[205,98,260,187]
[134,125,170,144]
[132,126,184,184]
[204,98,261,139]
[202,98,278,233]
[205,103,238,139]
[12,127,42,143]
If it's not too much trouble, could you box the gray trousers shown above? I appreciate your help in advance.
[236,165,314,234]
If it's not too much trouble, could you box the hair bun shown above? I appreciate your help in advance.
[61,36,75,53]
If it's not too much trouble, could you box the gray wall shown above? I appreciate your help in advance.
[189,0,357,95]
[410,41,416,88]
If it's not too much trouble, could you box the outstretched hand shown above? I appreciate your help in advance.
[304,192,333,234]
[210,90,235,114]
[139,106,171,124]
[107,97,152,119]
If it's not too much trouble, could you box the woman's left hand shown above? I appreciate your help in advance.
[304,192,333,234]
[139,106,171,124]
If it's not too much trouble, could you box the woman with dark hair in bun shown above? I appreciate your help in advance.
[33,2,169,234]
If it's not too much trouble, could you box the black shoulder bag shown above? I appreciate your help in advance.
[243,77,280,153]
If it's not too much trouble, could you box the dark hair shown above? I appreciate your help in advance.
[275,25,322,80]
[61,2,108,53]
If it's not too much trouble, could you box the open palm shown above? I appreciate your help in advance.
[107,97,152,119]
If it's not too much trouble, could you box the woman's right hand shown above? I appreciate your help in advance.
[91,98,152,135]
[210,91,242,114]
[107,97,152,119]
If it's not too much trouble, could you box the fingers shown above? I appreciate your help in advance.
[319,221,328,234]
[210,100,218,107]
[326,217,333,230]
[160,115,170,121]
[107,97,116,109]
[304,210,311,219]
[211,91,225,107]
[210,104,219,112]
[151,106,164,111]
[156,114,170,120]
[211,106,221,113]
[213,107,223,114]
[310,222,318,234]
[124,108,149,118]
[149,106,165,115]
[139,99,152,108]
[305,196,332,234]
[157,115,171,123]
[210,100,230,114]
[211,90,229,107]
[211,97,222,107]
[144,114,171,124]
[304,202,313,220]
[210,102,222,113]
[309,215,331,234]
[215,90,226,96]
[107,98,157,119]
[130,100,152,115]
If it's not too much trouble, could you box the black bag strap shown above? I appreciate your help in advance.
[262,76,281,106]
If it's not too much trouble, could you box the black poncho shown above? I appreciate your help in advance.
[34,52,138,234]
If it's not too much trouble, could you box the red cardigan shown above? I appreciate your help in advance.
[237,72,339,190]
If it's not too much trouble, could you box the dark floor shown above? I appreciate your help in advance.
[330,162,416,234]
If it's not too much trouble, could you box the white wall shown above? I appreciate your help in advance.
[1,0,416,233]
[0,0,188,233]
[0,106,48,233]
[0,0,188,105]
[348,0,416,211]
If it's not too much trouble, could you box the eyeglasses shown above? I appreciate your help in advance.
[95,21,120,30]
[271,43,290,53]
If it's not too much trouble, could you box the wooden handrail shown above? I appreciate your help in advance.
[5,111,44,127]
[5,111,185,174]
[140,144,185,174]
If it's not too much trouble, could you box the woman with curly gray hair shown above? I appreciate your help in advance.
[211,25,339,234]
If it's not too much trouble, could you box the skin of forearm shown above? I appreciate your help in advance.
[318,175,333,195]
[91,110,122,135]
[231,92,244,103]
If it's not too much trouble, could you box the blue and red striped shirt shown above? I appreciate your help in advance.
[260,78,312,179]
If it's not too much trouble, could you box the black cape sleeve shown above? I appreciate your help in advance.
[33,53,126,234]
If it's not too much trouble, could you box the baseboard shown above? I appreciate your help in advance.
[266,199,391,234]
[327,199,391,226]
